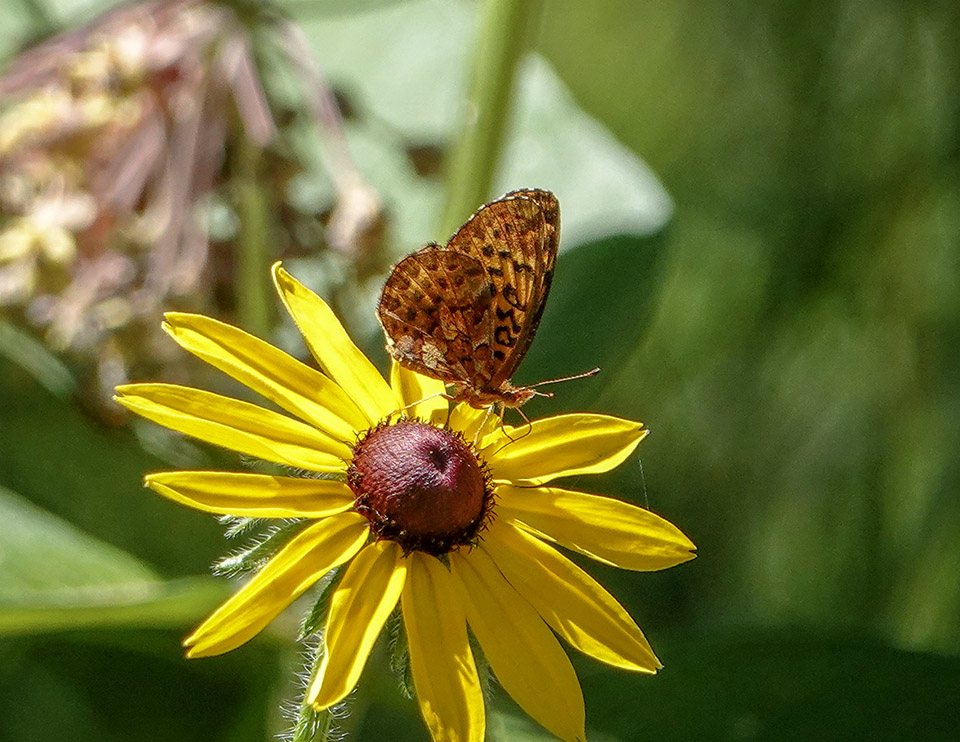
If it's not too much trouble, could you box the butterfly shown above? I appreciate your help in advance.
[377,188,570,411]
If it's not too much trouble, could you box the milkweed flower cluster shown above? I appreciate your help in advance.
[0,2,391,416]
[0,0,274,344]
[116,263,696,742]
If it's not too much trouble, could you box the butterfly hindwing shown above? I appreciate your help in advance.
[378,246,496,387]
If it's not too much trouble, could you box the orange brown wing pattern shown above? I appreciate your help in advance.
[444,189,558,388]
[378,246,495,388]
[377,189,559,406]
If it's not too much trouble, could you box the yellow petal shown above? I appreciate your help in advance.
[498,485,696,571]
[450,548,585,742]
[184,513,368,657]
[403,553,484,742]
[486,413,648,486]
[309,541,407,710]
[449,404,496,444]
[145,471,354,518]
[483,520,661,673]
[114,384,349,472]
[273,264,397,422]
[390,359,448,425]
[163,312,367,441]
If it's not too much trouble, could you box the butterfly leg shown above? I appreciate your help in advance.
[470,405,496,446]
[493,406,534,453]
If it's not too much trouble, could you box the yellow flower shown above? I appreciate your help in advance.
[114,263,696,742]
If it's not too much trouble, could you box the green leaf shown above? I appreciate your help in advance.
[0,358,225,575]
[0,321,76,399]
[0,632,273,742]
[577,630,960,741]
[292,0,671,251]
[521,231,669,415]
[0,485,228,636]
[496,54,673,246]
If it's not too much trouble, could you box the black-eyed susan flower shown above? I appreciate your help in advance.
[114,263,696,742]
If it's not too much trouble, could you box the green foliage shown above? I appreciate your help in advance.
[0,484,227,636]
[539,0,960,655]
[577,631,960,741]
[0,632,274,742]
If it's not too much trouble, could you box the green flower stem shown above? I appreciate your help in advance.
[234,135,273,339]
[440,0,544,236]
[292,643,335,742]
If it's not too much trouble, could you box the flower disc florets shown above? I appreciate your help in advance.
[348,419,494,556]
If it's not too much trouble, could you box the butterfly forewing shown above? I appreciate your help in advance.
[445,190,559,387]
[377,188,560,408]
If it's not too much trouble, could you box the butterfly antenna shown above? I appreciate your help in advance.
[530,367,601,390]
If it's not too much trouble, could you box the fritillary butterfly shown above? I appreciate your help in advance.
[378,189,564,410]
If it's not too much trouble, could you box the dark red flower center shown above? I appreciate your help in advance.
[348,420,493,555]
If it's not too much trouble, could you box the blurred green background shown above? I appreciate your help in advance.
[2,0,959,740]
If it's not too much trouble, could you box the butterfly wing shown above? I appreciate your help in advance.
[377,189,560,399]
[444,189,559,388]
[377,245,497,388]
